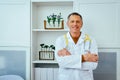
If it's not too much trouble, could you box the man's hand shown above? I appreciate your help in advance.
[82,52,98,62]
[58,48,71,57]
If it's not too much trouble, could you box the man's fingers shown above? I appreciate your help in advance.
[58,51,61,56]
[84,53,99,62]
[57,49,71,56]
[94,54,98,56]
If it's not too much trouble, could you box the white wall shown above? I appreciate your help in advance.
[74,0,120,48]
[0,0,30,80]
[0,0,30,47]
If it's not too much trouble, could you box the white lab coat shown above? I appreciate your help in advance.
[55,32,98,80]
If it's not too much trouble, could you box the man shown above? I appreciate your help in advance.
[55,12,99,80]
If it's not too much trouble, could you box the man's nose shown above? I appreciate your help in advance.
[73,22,77,25]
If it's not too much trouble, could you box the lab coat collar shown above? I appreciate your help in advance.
[66,32,86,45]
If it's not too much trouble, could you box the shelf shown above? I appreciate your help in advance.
[31,0,73,2]
[32,28,69,32]
[31,0,73,80]
[31,1,73,30]
[32,60,58,64]
[31,0,73,63]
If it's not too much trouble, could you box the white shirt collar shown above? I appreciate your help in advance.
[66,32,86,45]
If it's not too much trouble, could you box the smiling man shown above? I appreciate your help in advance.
[55,12,99,80]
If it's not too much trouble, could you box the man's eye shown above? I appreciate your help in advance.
[70,21,74,23]
[76,21,80,23]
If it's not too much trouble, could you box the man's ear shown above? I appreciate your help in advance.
[81,21,83,27]
[66,21,69,28]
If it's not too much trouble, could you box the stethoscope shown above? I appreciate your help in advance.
[64,33,91,53]
[84,34,91,53]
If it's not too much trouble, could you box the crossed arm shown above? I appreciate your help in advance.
[58,48,99,63]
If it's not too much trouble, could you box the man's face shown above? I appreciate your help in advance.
[67,15,83,33]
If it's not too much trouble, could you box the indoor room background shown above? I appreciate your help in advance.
[0,0,120,80]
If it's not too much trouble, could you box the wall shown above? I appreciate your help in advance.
[0,0,30,47]
[0,0,30,80]
[74,0,120,48]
